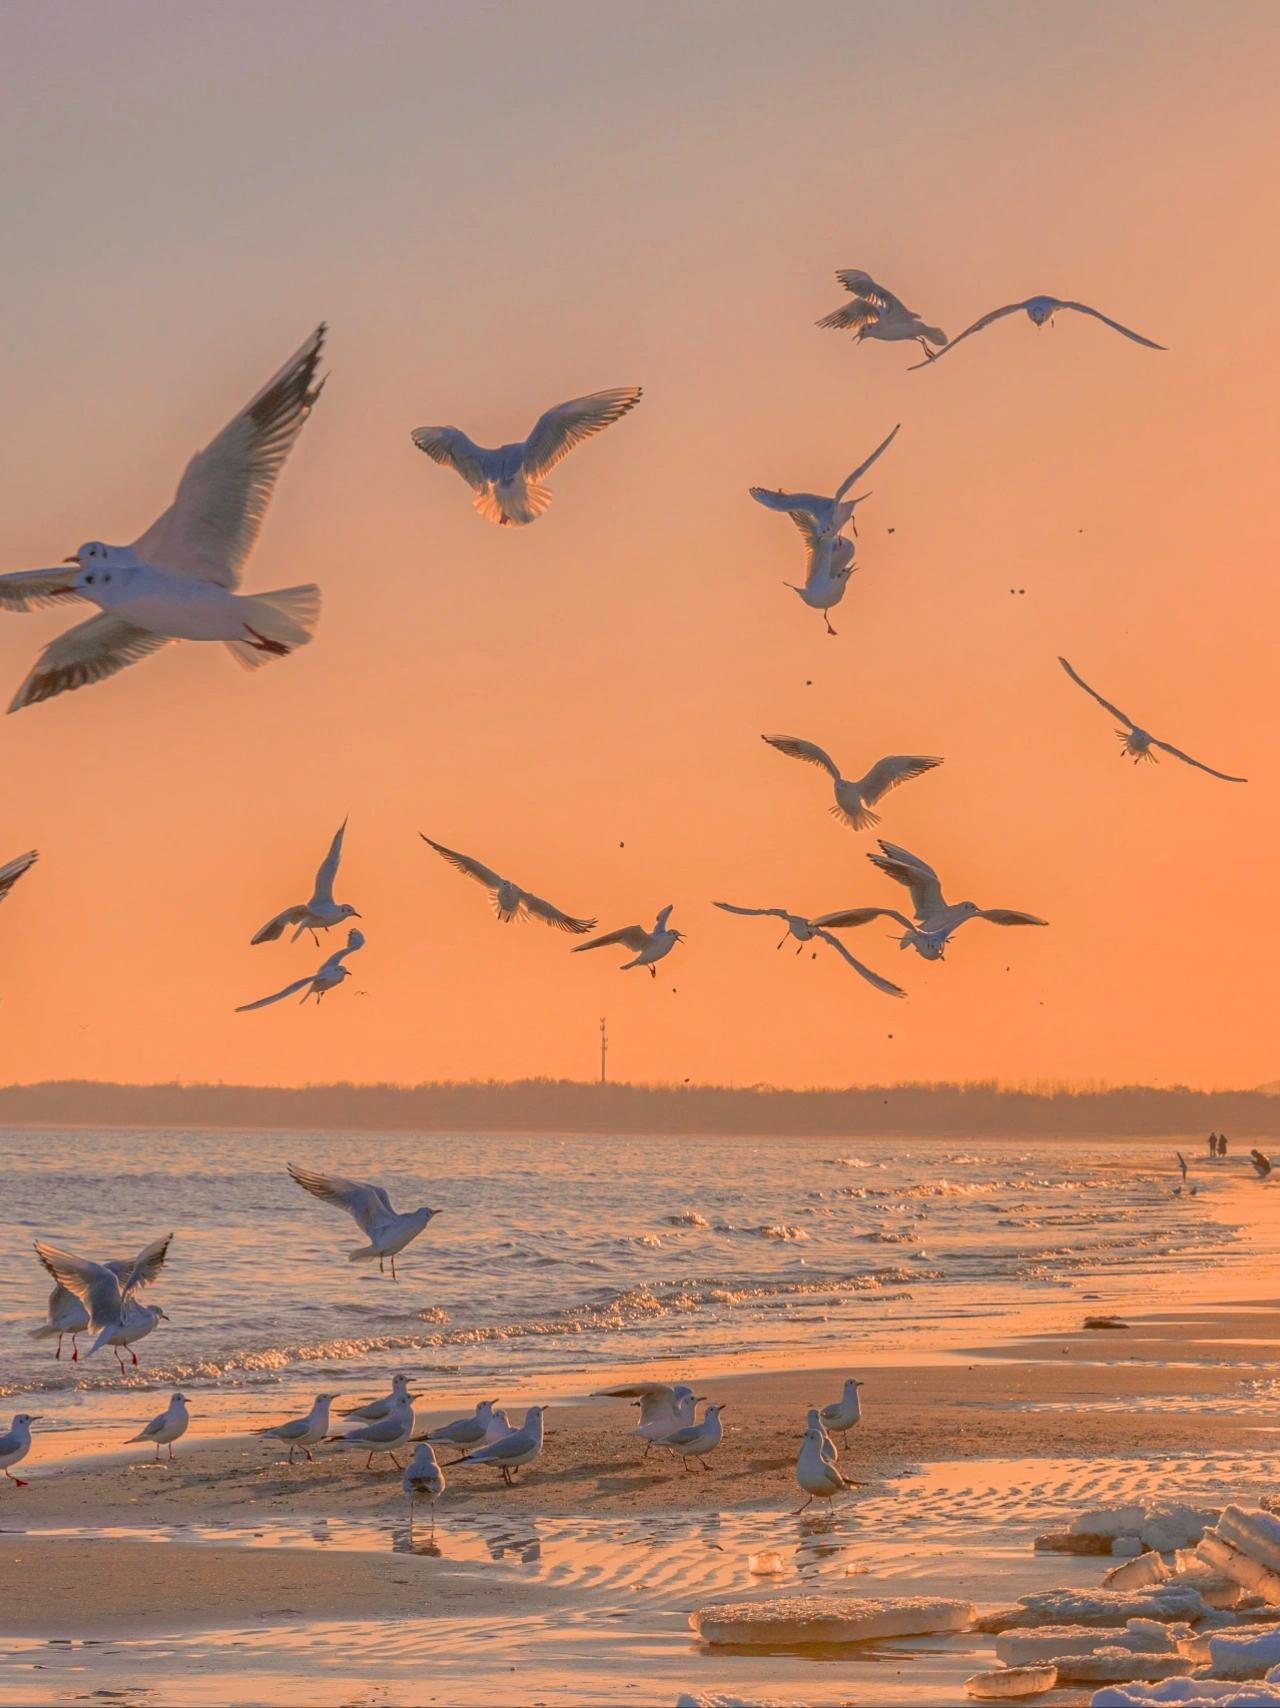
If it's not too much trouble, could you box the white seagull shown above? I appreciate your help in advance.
[411,387,643,527]
[236,927,364,1012]
[128,1392,189,1461]
[328,1392,416,1470]
[714,902,905,997]
[762,736,943,831]
[805,1406,838,1466]
[403,1442,446,1527]
[420,836,595,933]
[750,424,901,539]
[341,1374,417,1422]
[257,1393,339,1464]
[816,271,947,358]
[29,1257,130,1362]
[910,294,1164,368]
[0,1415,40,1488]
[594,1381,703,1458]
[34,1234,172,1371]
[866,842,1048,947]
[657,1401,725,1473]
[450,1405,546,1485]
[572,906,683,976]
[287,1163,440,1279]
[1,325,326,712]
[1058,657,1246,782]
[820,1377,864,1436]
[252,821,360,945]
[422,1399,499,1449]
[806,904,955,962]
[794,1425,852,1514]
[483,1407,514,1445]
[782,520,857,634]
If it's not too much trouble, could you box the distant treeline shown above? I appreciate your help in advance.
[0,1078,1276,1137]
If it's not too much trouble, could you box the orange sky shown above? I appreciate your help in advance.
[1,0,1277,1091]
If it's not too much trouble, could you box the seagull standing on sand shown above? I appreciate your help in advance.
[0,1416,40,1487]
[329,1392,416,1470]
[816,271,947,359]
[422,1399,499,1450]
[483,1408,514,1445]
[450,1406,546,1486]
[411,387,643,526]
[573,906,683,976]
[1058,657,1246,782]
[762,736,943,832]
[750,424,901,540]
[820,1379,865,1437]
[805,1407,838,1466]
[657,1402,725,1473]
[128,1392,189,1461]
[714,902,905,997]
[342,1375,417,1422]
[287,1164,440,1279]
[910,295,1164,368]
[0,326,326,712]
[420,837,595,933]
[865,843,1048,951]
[34,1235,172,1372]
[252,821,360,945]
[594,1382,703,1458]
[257,1393,339,1464]
[403,1442,446,1528]
[236,928,364,1012]
[794,1425,853,1514]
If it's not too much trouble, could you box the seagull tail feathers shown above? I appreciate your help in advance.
[832,802,880,832]
[225,585,322,671]
[347,1243,378,1263]
[474,483,551,527]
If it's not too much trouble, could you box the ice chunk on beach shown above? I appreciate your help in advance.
[1216,1510,1280,1577]
[1074,1508,1151,1540]
[1168,1551,1243,1610]
[1091,1684,1280,1705]
[1142,1509,1218,1554]
[980,1586,1210,1632]
[996,1619,1192,1667]
[1115,1538,1147,1558]
[747,1551,785,1577]
[690,1594,975,1646]
[1202,1627,1280,1678]
[1198,1534,1280,1605]
[1057,1653,1202,1684]
[1105,1552,1172,1592]
[965,1664,1058,1699]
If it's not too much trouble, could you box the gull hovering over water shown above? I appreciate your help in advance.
[1,325,326,712]
[449,1405,546,1485]
[420,836,595,933]
[816,271,947,358]
[128,1392,189,1461]
[257,1393,339,1464]
[252,821,360,945]
[29,1256,130,1361]
[714,902,905,997]
[34,1234,172,1371]
[236,928,364,1012]
[750,423,901,539]
[865,842,1048,948]
[762,736,943,831]
[1058,657,1246,782]
[910,295,1164,368]
[411,386,642,526]
[287,1163,440,1279]
[0,1416,40,1488]
[573,906,683,976]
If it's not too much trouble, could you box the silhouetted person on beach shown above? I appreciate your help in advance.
[1250,1149,1272,1179]
[1208,1132,1218,1158]
[1218,1134,1229,1158]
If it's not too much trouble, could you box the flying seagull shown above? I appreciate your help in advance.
[714,902,905,997]
[33,1234,172,1371]
[750,424,901,539]
[420,836,595,933]
[1058,657,1246,782]
[572,906,683,976]
[1,325,326,711]
[816,271,947,358]
[910,295,1164,368]
[236,928,364,1012]
[287,1162,439,1279]
[762,736,943,831]
[411,387,642,526]
[252,820,360,945]
[865,842,1048,947]
[781,519,857,634]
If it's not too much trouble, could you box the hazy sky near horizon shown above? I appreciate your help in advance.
[1,0,1277,1092]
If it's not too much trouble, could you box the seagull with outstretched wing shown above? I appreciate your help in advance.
[237,928,364,1012]
[762,735,943,831]
[411,386,642,526]
[253,820,360,945]
[865,840,1048,959]
[1058,656,1246,782]
[572,906,683,976]
[750,423,900,538]
[816,270,947,358]
[34,1234,172,1370]
[911,295,1164,369]
[286,1162,439,1279]
[420,835,595,933]
[714,901,904,996]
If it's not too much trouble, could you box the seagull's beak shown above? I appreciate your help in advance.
[62,555,79,565]
[350,910,362,918]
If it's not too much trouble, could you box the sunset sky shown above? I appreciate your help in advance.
[1,0,1276,1093]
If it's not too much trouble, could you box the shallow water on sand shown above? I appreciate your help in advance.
[0,1130,1265,1434]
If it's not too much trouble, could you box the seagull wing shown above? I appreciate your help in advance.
[119,1234,173,1299]
[975,909,1049,927]
[250,904,311,945]
[236,974,316,1012]
[593,1383,678,1402]
[131,325,326,587]
[572,925,650,954]
[909,301,1030,369]
[834,270,905,312]
[814,929,906,996]
[813,906,914,931]
[815,296,879,332]
[713,901,790,920]
[0,570,88,613]
[1057,657,1136,728]
[419,835,503,891]
[1150,740,1247,783]
[867,841,945,922]
[520,891,597,934]
[833,424,901,500]
[327,928,364,970]
[0,850,37,901]
[33,1242,125,1327]
[1059,301,1166,349]
[858,755,944,806]
[312,819,347,906]
[9,616,171,713]
[287,1163,394,1237]
[749,487,830,520]
[520,387,643,479]
[761,734,841,779]
[409,425,497,492]
[786,510,823,550]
